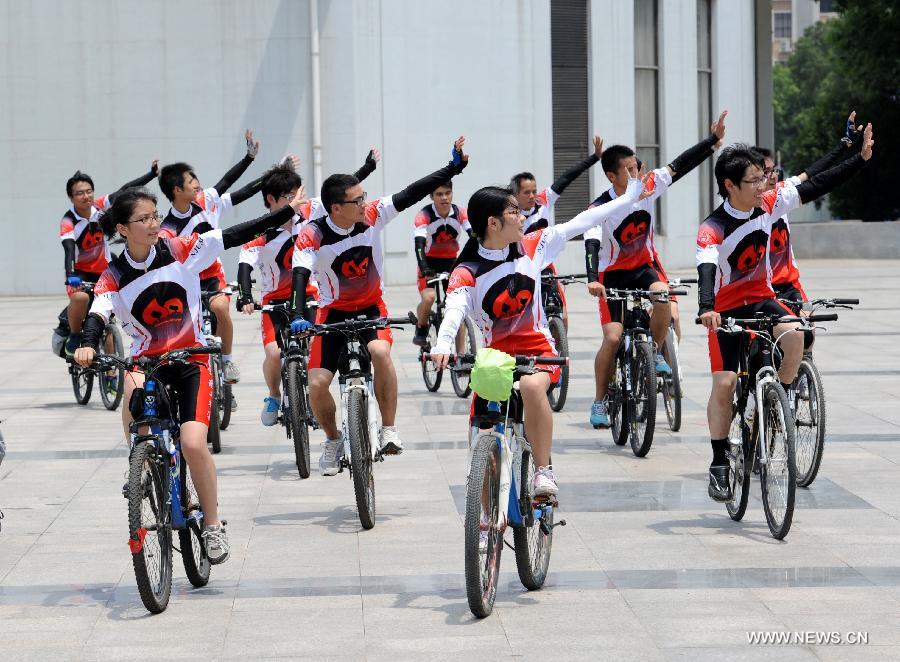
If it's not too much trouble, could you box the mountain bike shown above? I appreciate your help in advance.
[659,277,696,432]
[200,289,232,453]
[418,273,478,397]
[540,273,585,412]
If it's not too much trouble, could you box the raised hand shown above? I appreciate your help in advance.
[593,135,604,158]
[289,185,307,212]
[150,159,160,176]
[245,129,260,159]
[282,153,301,171]
[368,146,381,165]
[860,123,874,161]
[452,136,468,167]
[711,110,728,147]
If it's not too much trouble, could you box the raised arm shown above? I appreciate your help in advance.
[549,135,603,197]
[796,111,863,184]
[115,160,159,192]
[352,147,380,182]
[213,129,259,195]
[221,186,304,250]
[666,110,726,183]
[795,123,871,206]
[556,177,644,242]
[392,137,468,213]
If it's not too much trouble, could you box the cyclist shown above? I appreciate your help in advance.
[698,125,873,502]
[157,129,264,386]
[289,137,469,475]
[236,149,381,425]
[430,169,649,496]
[412,179,471,346]
[585,110,728,429]
[60,161,159,356]
[73,185,307,563]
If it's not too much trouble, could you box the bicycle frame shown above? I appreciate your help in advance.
[337,336,380,463]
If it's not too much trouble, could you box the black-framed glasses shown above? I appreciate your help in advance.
[339,192,367,207]
[741,176,767,188]
[129,212,162,226]
[72,189,94,198]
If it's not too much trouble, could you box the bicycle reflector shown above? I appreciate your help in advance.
[469,348,515,402]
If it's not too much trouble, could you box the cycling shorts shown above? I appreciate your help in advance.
[707,298,795,373]
[596,264,667,325]
[417,257,456,292]
[308,300,392,373]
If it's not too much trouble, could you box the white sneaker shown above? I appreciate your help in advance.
[260,396,280,426]
[223,360,240,384]
[319,438,343,476]
[379,426,403,455]
[531,465,559,497]
[202,523,230,565]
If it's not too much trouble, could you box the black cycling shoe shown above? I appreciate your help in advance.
[708,464,732,502]
[412,325,429,347]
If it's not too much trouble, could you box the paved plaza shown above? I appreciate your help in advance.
[1,259,899,660]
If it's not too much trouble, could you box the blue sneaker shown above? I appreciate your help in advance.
[655,352,672,375]
[260,396,280,426]
[590,399,610,429]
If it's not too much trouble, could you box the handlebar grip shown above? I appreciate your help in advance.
[520,356,569,366]
[185,345,221,356]
[832,298,859,305]
[807,313,839,323]
[678,278,698,284]
[386,317,414,325]
[669,289,688,296]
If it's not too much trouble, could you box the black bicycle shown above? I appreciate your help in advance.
[779,296,858,487]
[659,277,696,432]
[299,314,414,529]
[200,290,232,454]
[540,273,584,412]
[419,272,478,397]
[707,312,837,539]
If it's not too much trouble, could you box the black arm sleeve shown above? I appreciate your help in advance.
[63,239,77,276]
[796,154,865,206]
[106,168,158,204]
[668,134,718,183]
[290,267,311,321]
[550,154,599,196]
[392,160,466,213]
[213,154,255,195]
[353,151,378,182]
[236,262,254,308]
[414,236,429,272]
[697,263,717,315]
[802,141,853,179]
[585,239,601,283]
[227,174,265,207]
[81,313,106,350]
[222,205,294,250]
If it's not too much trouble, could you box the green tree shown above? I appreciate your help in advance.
[774,0,900,220]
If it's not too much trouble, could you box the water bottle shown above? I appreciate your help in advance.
[145,380,158,417]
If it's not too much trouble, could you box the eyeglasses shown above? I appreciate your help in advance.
[339,192,367,207]
[763,166,783,177]
[503,206,522,217]
[72,189,94,198]
[741,177,768,188]
[129,212,162,225]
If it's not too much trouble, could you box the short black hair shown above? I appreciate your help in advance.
[158,162,196,202]
[261,163,303,209]
[752,146,774,160]
[601,145,635,174]
[100,187,158,238]
[321,174,360,216]
[714,143,765,198]
[509,172,536,194]
[66,171,94,197]
[430,180,453,195]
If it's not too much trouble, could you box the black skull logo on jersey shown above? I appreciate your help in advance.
[132,281,192,349]
[769,218,789,255]
[433,224,459,244]
[483,273,536,321]
[613,210,651,248]
[728,229,769,276]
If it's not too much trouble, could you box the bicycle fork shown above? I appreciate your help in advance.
[754,366,779,469]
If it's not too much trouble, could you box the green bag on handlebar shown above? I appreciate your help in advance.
[469,348,516,402]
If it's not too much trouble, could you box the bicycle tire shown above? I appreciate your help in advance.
[513,446,553,590]
[219,384,232,430]
[759,382,797,540]
[794,357,826,487]
[178,459,210,587]
[451,317,478,398]
[464,434,502,618]
[610,355,628,446]
[347,388,376,529]
[127,441,172,613]
[546,317,569,412]
[629,342,657,458]
[207,359,222,454]
[661,330,682,432]
[726,382,752,521]
[286,359,311,479]
[72,364,94,405]
[420,321,443,392]
[99,323,125,411]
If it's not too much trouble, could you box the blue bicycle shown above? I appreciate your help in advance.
[95,346,218,613]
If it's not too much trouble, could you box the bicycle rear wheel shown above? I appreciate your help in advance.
[726,383,752,521]
[219,384,232,430]
[546,317,569,412]
[347,388,376,529]
[661,330,682,432]
[286,359,311,478]
[609,356,629,446]
[99,323,125,411]
[759,383,797,539]
[794,357,826,487]
[207,359,222,454]
[629,342,658,458]
[178,458,210,587]
[513,446,553,590]
[72,364,94,405]
[464,434,502,618]
[127,441,172,613]
[420,321,443,392]
[451,318,478,398]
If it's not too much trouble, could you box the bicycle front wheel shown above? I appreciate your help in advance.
[420,321,443,392]
[629,342,658,458]
[759,383,797,539]
[609,355,629,446]
[513,446,553,590]
[661,329,682,432]
[546,317,569,412]
[72,364,94,405]
[286,359,311,478]
[464,434,502,618]
[726,383,752,522]
[794,357,826,487]
[99,323,125,411]
[347,388,376,529]
[207,359,222,454]
[127,441,173,613]
[178,458,210,587]
[219,383,232,430]
[451,318,478,398]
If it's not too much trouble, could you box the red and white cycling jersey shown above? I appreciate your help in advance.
[159,188,233,282]
[522,188,561,234]
[769,176,804,289]
[413,203,470,259]
[59,195,112,274]
[90,231,224,357]
[582,168,672,272]
[239,215,318,302]
[292,196,399,311]
[696,183,801,312]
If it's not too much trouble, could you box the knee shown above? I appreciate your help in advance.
[711,375,737,402]
[369,343,393,366]
[602,327,623,347]
[421,289,436,305]
[69,291,89,306]
[309,371,332,393]
[211,298,229,317]
[264,344,281,362]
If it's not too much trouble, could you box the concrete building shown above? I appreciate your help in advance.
[771,0,838,64]
[1,0,774,296]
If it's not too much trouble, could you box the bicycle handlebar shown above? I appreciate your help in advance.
[84,345,221,373]
[694,313,839,330]
[296,312,417,338]
[542,273,587,281]
[422,352,569,367]
[668,277,698,285]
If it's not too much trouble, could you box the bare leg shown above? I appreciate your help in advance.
[180,421,220,525]
[309,368,338,439]
[210,295,234,355]
[416,288,436,326]
[775,321,803,384]
[368,339,397,426]
[520,372,553,467]
[67,291,90,334]
[707,371,737,439]
[263,342,281,397]
[594,322,623,401]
